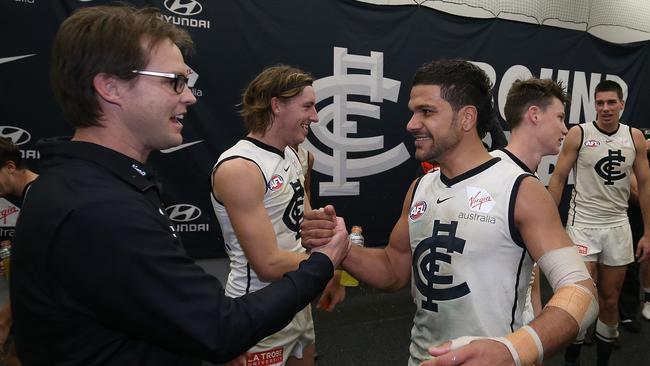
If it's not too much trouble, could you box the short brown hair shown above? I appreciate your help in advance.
[240,65,314,134]
[595,79,623,100]
[0,137,25,169]
[504,78,568,129]
[412,60,495,138]
[51,4,193,128]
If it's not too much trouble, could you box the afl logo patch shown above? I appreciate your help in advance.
[409,201,428,220]
[584,139,600,148]
[268,174,284,191]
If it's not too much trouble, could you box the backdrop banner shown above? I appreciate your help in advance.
[2,0,649,257]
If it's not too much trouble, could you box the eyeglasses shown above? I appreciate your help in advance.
[132,70,194,94]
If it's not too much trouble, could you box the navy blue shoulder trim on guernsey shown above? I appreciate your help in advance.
[212,156,267,204]
[244,136,285,158]
[509,248,528,331]
[246,263,251,294]
[507,173,533,249]
[507,172,534,330]
[410,175,425,207]
[629,126,637,154]
[440,157,500,187]
[569,125,585,226]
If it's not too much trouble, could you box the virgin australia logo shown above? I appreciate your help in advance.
[302,47,409,196]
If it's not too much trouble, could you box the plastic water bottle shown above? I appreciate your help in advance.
[339,226,364,287]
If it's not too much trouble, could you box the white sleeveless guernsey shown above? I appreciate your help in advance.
[568,122,635,227]
[407,158,534,365]
[211,137,306,297]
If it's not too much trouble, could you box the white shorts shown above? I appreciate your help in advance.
[246,304,315,366]
[566,224,634,266]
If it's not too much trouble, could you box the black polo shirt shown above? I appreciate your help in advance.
[12,138,332,366]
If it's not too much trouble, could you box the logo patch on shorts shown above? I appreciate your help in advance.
[247,347,284,366]
[576,244,588,255]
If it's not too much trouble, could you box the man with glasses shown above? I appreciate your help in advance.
[11,5,350,366]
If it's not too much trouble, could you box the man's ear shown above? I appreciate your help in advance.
[93,73,122,105]
[460,106,477,132]
[3,160,16,173]
[527,105,541,125]
[270,96,281,114]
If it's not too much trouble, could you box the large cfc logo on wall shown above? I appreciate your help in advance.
[165,204,209,232]
[303,47,410,196]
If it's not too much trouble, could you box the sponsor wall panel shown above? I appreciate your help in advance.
[1,0,649,257]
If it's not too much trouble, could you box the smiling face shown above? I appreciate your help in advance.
[118,38,197,154]
[595,90,624,129]
[273,86,318,147]
[406,84,462,163]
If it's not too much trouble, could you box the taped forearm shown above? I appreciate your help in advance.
[537,247,598,333]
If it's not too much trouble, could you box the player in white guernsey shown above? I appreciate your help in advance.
[211,66,346,366]
[549,80,650,366]
[491,78,570,326]
[302,60,597,366]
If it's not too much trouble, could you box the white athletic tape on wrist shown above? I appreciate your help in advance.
[449,336,483,350]
[449,330,542,366]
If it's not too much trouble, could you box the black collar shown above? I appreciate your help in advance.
[38,138,158,193]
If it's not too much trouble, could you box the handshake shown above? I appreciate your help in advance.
[301,205,351,268]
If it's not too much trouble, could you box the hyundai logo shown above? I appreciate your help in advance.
[166,204,202,222]
[164,0,203,16]
[0,126,31,145]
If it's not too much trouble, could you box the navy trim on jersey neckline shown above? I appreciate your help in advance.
[592,121,619,136]
[499,148,533,173]
[244,137,285,158]
[440,157,500,187]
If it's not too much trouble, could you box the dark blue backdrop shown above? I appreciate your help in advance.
[1,0,649,257]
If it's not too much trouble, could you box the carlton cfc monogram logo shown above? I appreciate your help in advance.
[302,47,410,196]
[283,181,305,239]
[413,220,470,312]
[595,149,626,185]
